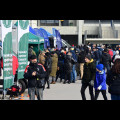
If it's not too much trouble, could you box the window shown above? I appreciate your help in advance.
[40,20,59,26]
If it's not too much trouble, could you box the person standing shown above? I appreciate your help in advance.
[38,51,46,66]
[94,64,108,100]
[44,51,52,89]
[107,59,120,100]
[100,48,111,74]
[50,51,58,84]
[78,50,86,80]
[80,54,96,100]
[24,55,46,100]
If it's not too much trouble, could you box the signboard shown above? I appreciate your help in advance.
[1,20,13,90]
[17,20,29,80]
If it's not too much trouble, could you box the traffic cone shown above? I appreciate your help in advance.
[20,93,24,100]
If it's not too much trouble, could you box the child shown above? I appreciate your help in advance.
[7,84,20,100]
[94,64,108,100]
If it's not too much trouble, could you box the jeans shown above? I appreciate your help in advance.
[104,64,111,74]
[71,65,76,82]
[28,87,36,100]
[111,94,120,100]
[36,88,43,100]
[96,60,100,66]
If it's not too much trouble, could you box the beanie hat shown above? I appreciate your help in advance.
[85,54,91,60]
[30,55,37,60]
[96,64,104,71]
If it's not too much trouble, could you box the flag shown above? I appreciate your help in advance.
[1,20,13,90]
[40,28,50,49]
[55,29,62,50]
[17,20,29,80]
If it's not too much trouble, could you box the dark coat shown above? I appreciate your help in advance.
[24,62,46,88]
[78,51,86,63]
[107,73,120,95]
[100,52,111,66]
[82,59,96,84]
[64,54,76,73]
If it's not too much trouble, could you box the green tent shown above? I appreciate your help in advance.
[29,32,44,57]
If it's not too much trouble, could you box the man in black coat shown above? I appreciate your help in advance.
[63,52,76,84]
[81,54,96,100]
[100,48,111,74]
[24,55,46,100]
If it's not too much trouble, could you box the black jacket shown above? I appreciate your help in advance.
[82,59,96,84]
[64,55,75,73]
[100,52,111,65]
[107,73,120,95]
[24,62,46,88]
[78,51,86,63]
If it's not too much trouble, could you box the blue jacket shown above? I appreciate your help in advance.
[94,70,107,90]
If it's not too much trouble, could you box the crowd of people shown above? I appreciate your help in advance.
[26,43,120,100]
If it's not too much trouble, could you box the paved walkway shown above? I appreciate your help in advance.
[0,78,111,100]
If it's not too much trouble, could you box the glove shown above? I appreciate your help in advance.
[89,80,94,86]
[97,85,102,90]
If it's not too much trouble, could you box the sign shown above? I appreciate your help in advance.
[1,20,13,90]
[17,20,29,80]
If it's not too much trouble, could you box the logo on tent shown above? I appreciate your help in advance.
[19,20,29,30]
[2,20,12,28]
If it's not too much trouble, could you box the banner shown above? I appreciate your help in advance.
[17,20,29,80]
[40,28,50,49]
[1,20,13,90]
[55,29,62,50]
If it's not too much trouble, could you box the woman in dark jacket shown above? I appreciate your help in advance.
[107,59,120,100]
[63,52,76,84]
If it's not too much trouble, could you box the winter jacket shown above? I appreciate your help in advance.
[12,55,19,75]
[38,54,45,65]
[24,62,46,88]
[108,49,113,59]
[108,73,120,95]
[50,53,58,77]
[94,70,107,90]
[100,52,111,66]
[78,51,86,63]
[82,59,96,84]
[44,52,52,73]
[64,54,75,73]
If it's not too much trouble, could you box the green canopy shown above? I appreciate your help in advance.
[29,32,44,44]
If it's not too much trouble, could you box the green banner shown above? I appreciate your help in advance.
[1,20,13,90]
[17,20,29,80]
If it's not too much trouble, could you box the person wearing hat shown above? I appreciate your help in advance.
[100,48,111,74]
[94,64,108,100]
[38,51,46,66]
[24,55,46,100]
[80,54,96,100]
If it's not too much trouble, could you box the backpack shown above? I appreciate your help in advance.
[12,87,17,92]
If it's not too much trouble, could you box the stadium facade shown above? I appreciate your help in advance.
[18,20,120,45]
